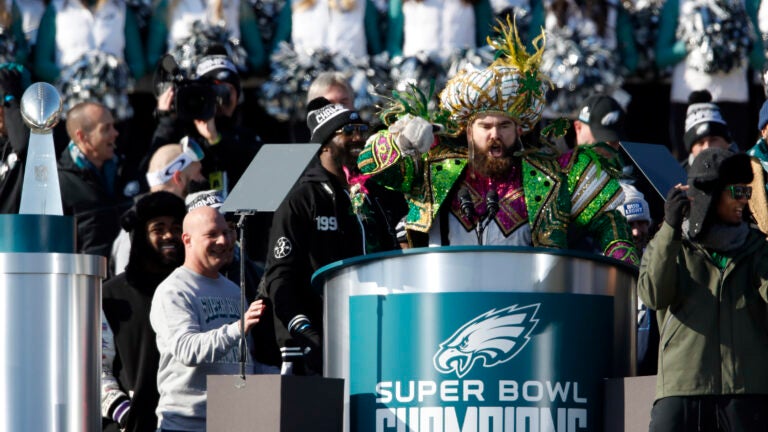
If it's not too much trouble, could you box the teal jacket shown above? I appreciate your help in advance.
[639,223,768,400]
[655,0,763,70]
[385,0,493,57]
[33,1,145,82]
[146,0,266,73]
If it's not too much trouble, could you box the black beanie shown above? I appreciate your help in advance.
[682,90,731,152]
[306,97,363,145]
[196,54,241,96]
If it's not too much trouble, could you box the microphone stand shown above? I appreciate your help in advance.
[235,209,256,384]
[458,189,482,245]
[477,189,499,245]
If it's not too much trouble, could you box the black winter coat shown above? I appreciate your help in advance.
[102,269,167,432]
[264,158,398,367]
[0,99,30,214]
[58,150,131,260]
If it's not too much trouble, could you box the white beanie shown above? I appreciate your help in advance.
[618,184,651,223]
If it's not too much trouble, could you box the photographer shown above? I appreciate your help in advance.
[148,52,262,196]
[638,148,768,431]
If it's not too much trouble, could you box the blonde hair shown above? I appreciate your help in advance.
[293,0,356,13]
[0,0,10,29]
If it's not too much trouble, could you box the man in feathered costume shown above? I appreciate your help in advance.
[357,18,639,265]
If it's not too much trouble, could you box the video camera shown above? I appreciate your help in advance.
[154,54,232,122]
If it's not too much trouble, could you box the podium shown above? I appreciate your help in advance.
[207,375,344,431]
[313,246,638,432]
[0,216,105,431]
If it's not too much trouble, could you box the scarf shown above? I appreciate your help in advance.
[68,141,118,197]
[684,219,749,253]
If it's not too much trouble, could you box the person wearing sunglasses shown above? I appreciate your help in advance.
[639,148,768,431]
[263,97,400,376]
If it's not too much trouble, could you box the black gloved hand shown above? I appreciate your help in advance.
[0,65,25,102]
[294,326,322,374]
[664,187,689,230]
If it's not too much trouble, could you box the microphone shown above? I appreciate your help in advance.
[485,189,499,222]
[477,189,499,246]
[458,188,476,221]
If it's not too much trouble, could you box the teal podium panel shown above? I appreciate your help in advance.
[314,247,638,432]
[0,214,75,253]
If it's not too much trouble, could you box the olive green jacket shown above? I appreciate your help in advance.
[638,223,768,400]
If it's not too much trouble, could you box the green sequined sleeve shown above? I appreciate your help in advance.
[358,130,419,193]
[567,149,639,264]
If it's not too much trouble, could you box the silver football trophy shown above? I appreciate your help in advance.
[0,82,102,432]
[18,82,63,215]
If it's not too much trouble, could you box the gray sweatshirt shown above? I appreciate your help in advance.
[150,266,270,431]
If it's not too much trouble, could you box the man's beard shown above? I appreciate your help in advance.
[471,140,515,180]
[334,140,364,175]
[150,240,184,270]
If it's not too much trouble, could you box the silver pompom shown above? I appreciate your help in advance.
[676,0,755,74]
[168,21,249,76]
[57,52,135,121]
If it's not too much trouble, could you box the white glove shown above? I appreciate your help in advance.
[390,114,434,154]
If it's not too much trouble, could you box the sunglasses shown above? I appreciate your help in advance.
[146,137,205,187]
[181,136,205,162]
[336,124,370,137]
[726,185,752,200]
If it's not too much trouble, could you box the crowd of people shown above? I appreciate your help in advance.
[0,0,768,430]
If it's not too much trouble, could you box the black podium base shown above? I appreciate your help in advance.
[207,375,344,432]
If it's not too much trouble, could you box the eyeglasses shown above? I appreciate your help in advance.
[726,185,752,200]
[336,124,370,137]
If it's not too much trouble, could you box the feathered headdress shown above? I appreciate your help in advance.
[439,17,549,133]
[379,81,461,136]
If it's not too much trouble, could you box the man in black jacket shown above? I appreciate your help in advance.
[101,191,186,432]
[59,101,133,261]
[264,98,400,375]
[0,64,31,214]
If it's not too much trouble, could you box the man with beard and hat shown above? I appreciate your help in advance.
[638,147,768,431]
[357,19,638,264]
[101,191,187,432]
[263,97,400,376]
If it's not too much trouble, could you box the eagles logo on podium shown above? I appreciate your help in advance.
[433,304,540,378]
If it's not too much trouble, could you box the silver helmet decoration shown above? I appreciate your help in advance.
[20,82,63,134]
